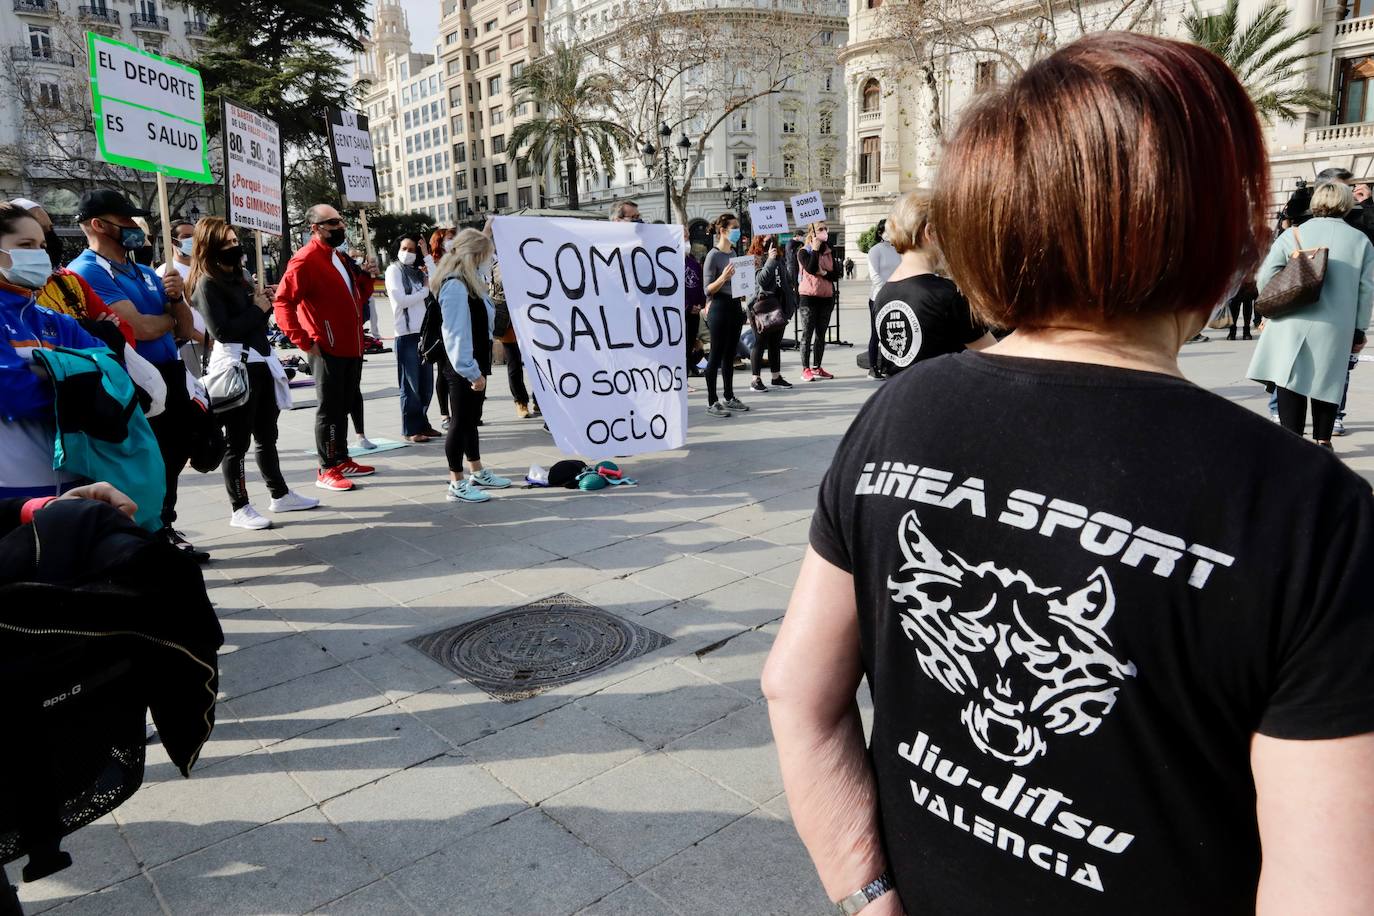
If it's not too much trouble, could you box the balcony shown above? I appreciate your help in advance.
[1304,121,1374,148]
[184,19,209,37]
[131,13,170,32]
[1335,14,1374,49]
[10,45,75,66]
[13,0,56,16]
[78,5,120,24]
[857,109,882,126]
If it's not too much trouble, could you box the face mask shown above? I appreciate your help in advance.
[43,229,63,268]
[116,224,146,251]
[727,227,741,244]
[216,245,244,267]
[0,247,54,289]
[177,237,195,257]
[399,250,417,266]
[816,230,829,243]
[479,257,494,276]
[325,227,347,248]
[133,247,155,266]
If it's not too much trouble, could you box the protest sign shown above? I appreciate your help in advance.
[325,108,379,205]
[222,99,284,237]
[87,33,211,183]
[789,191,826,227]
[749,201,789,235]
[730,256,757,301]
[492,217,688,460]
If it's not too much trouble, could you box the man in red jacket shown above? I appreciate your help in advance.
[273,204,379,492]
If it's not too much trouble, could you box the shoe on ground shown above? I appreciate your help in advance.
[750,379,767,393]
[230,504,273,530]
[1186,334,1209,344]
[771,376,794,389]
[404,433,432,443]
[814,367,835,380]
[515,402,531,419]
[706,401,732,418]
[866,369,886,380]
[1270,412,1280,423]
[1334,417,1347,436]
[530,403,541,416]
[315,467,355,491]
[801,367,816,382]
[1243,328,1253,341]
[470,468,513,489]
[338,457,375,477]
[269,491,319,513]
[422,427,444,439]
[161,527,210,563]
[357,437,377,450]
[441,417,451,430]
[447,480,490,503]
[724,397,750,412]
[1226,328,1237,341]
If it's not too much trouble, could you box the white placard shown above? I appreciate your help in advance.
[492,217,688,460]
[749,201,789,235]
[790,191,827,227]
[729,256,756,301]
[223,100,284,237]
[97,99,206,176]
[325,108,378,205]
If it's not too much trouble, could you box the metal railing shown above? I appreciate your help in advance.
[130,13,170,31]
[184,19,209,36]
[10,45,76,66]
[78,4,120,23]
[13,0,56,14]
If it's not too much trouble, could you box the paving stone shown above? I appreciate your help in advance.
[521,521,631,558]
[218,607,298,654]
[303,606,437,662]
[571,577,677,617]
[665,702,781,804]
[362,559,483,604]
[217,633,341,701]
[574,881,679,916]
[143,712,263,778]
[238,565,344,606]
[307,879,416,915]
[388,810,625,916]
[149,810,376,916]
[639,812,830,916]
[346,646,453,702]
[677,627,775,699]
[687,576,792,630]
[464,704,650,803]
[229,664,391,746]
[268,586,399,632]
[488,559,608,599]
[697,538,803,576]
[14,816,140,914]
[39,876,161,916]
[575,536,681,576]
[626,555,746,601]
[395,681,569,748]
[576,662,752,749]
[321,754,526,875]
[542,753,753,876]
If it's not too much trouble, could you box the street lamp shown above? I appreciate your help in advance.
[189,204,200,222]
[721,170,761,253]
[642,120,691,222]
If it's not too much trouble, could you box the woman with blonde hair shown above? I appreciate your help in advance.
[432,228,510,502]
[869,191,994,375]
[1248,180,1374,447]
[191,217,317,528]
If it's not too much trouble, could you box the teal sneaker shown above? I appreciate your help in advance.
[446,480,490,503]
[470,468,512,489]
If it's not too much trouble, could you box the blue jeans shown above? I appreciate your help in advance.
[394,333,434,436]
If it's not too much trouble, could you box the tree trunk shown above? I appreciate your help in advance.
[922,61,943,141]
[565,143,580,211]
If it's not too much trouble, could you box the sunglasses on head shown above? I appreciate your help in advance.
[313,218,344,228]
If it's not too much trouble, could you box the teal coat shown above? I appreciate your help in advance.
[1248,217,1374,404]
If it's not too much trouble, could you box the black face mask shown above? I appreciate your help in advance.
[324,227,347,248]
[43,229,63,268]
[133,247,155,266]
[216,245,244,267]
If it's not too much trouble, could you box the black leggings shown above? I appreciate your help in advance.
[435,369,450,418]
[706,299,743,404]
[443,365,486,470]
[799,294,834,368]
[686,310,702,365]
[1277,387,1338,441]
[505,339,531,406]
[310,351,362,469]
[1228,295,1254,329]
[751,325,783,377]
[221,362,288,510]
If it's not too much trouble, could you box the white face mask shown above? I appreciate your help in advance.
[177,237,194,257]
[0,247,54,289]
[479,257,494,276]
[398,250,417,266]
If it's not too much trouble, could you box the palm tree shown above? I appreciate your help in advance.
[508,45,630,211]
[1184,0,1331,124]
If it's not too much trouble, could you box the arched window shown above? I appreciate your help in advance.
[861,79,881,113]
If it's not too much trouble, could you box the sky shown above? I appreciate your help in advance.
[399,0,441,56]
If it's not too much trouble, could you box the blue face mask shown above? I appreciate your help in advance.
[728,227,741,244]
[105,222,146,252]
[177,237,194,257]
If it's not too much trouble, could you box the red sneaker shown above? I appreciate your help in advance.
[315,467,355,491]
[801,367,816,382]
[338,457,376,477]
[814,367,835,380]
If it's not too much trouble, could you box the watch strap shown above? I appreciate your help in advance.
[835,871,894,915]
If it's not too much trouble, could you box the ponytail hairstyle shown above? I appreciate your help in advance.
[710,212,737,243]
[430,228,492,298]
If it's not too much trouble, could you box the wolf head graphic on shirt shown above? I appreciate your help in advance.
[888,510,1137,766]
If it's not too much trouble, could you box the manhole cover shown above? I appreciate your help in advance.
[407,593,673,702]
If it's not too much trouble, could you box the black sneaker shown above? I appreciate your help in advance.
[750,379,767,393]
[771,377,794,389]
[162,528,210,564]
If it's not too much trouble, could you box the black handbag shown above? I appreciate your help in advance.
[751,294,788,334]
[1256,226,1327,319]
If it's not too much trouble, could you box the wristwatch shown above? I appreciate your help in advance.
[835,872,894,915]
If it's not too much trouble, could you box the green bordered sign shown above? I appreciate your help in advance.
[87,32,212,183]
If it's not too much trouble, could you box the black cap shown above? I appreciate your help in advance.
[77,189,150,223]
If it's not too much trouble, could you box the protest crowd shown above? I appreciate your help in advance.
[2,25,1373,916]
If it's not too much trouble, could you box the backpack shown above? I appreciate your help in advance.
[417,289,446,366]
[548,459,589,488]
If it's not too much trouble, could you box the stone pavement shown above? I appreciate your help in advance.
[15,293,1374,915]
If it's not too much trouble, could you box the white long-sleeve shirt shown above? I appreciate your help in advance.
[386,262,430,337]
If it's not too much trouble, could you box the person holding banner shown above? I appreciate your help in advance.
[387,235,438,442]
[702,213,751,418]
[190,218,319,529]
[69,190,207,563]
[433,229,512,503]
[747,234,796,393]
[272,204,378,493]
[797,220,843,381]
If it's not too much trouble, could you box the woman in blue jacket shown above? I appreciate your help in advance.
[431,229,511,503]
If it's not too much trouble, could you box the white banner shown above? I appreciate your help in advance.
[223,100,284,237]
[790,191,827,227]
[749,201,789,235]
[730,256,756,301]
[492,217,688,460]
[325,108,378,205]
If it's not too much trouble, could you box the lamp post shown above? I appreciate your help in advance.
[641,120,692,222]
[721,171,760,254]
[189,204,201,222]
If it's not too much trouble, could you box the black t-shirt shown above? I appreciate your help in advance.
[810,352,1374,914]
[874,274,984,372]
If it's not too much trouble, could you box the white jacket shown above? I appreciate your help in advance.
[386,262,429,337]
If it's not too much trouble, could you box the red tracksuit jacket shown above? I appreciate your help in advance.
[272,238,377,358]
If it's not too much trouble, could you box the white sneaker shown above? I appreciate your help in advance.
[269,491,320,513]
[358,437,377,450]
[230,504,272,530]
